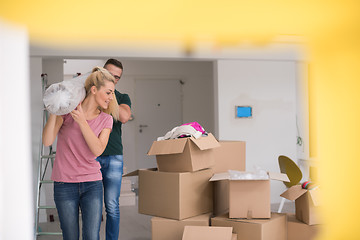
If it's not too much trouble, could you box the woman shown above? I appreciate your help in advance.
[42,67,120,240]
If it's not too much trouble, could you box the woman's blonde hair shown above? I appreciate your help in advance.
[84,67,120,121]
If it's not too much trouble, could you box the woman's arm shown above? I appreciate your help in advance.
[77,122,111,157]
[70,104,111,157]
[42,114,63,146]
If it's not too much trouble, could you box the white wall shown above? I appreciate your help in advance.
[29,57,46,223]
[42,58,64,85]
[216,59,299,203]
[0,20,33,240]
[295,62,310,180]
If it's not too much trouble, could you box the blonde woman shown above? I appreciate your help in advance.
[42,67,119,240]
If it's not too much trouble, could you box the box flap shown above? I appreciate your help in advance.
[209,172,230,181]
[213,212,284,224]
[268,172,290,182]
[189,133,220,150]
[280,185,307,200]
[182,226,233,240]
[308,186,321,206]
[122,169,139,177]
[147,138,188,155]
[122,168,157,177]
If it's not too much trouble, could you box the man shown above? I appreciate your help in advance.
[97,58,132,240]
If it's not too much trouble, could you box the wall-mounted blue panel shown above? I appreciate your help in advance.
[236,106,252,118]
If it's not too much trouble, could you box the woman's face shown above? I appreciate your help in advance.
[95,81,115,109]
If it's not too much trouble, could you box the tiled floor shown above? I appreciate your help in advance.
[37,198,294,240]
[37,197,152,240]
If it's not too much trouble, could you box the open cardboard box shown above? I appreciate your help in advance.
[210,171,289,219]
[182,226,234,240]
[124,168,213,220]
[147,133,220,172]
[152,213,212,240]
[211,213,287,240]
[280,184,321,225]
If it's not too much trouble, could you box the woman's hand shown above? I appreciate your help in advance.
[70,102,110,157]
[70,103,87,125]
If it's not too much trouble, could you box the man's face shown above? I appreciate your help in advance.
[104,64,123,85]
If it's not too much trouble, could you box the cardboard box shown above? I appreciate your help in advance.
[211,213,287,240]
[287,213,321,240]
[211,141,246,174]
[182,226,233,240]
[148,133,220,172]
[152,213,211,240]
[280,185,321,225]
[211,141,246,216]
[210,171,288,219]
[124,168,213,220]
[213,180,230,216]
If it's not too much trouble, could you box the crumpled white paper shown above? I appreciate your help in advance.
[228,166,269,180]
[43,73,90,115]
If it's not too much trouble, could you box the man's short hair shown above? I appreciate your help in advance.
[104,59,123,70]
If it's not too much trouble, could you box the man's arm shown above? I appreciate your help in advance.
[118,104,131,124]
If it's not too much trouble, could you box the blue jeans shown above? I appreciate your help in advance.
[53,181,103,240]
[97,155,123,240]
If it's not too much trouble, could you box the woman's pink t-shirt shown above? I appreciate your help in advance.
[51,112,113,182]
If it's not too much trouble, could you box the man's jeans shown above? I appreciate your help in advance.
[97,155,123,240]
[54,181,103,240]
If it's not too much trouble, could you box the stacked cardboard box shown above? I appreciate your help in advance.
[281,185,321,225]
[210,171,288,219]
[124,133,220,221]
[286,213,320,240]
[210,141,322,239]
[125,167,214,220]
[124,134,249,239]
[210,168,289,240]
[182,225,236,240]
[152,213,212,240]
[123,133,221,239]
[211,212,287,240]
[281,184,322,239]
[124,132,321,239]
[147,133,220,172]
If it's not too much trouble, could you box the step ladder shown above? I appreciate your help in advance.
[34,73,62,238]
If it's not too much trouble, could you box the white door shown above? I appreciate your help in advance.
[134,79,183,169]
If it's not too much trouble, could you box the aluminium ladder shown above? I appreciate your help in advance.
[34,73,62,238]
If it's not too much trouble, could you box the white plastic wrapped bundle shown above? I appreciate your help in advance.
[43,73,90,115]
[228,166,269,180]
